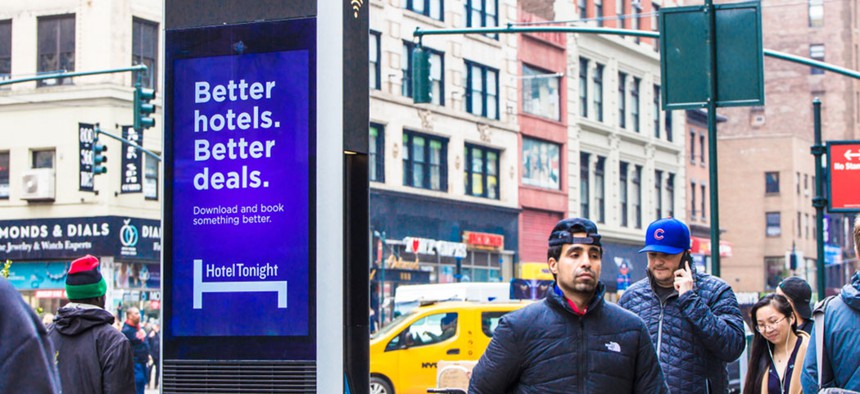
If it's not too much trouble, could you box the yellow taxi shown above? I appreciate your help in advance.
[369,300,530,394]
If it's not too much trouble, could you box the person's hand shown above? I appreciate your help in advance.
[136,329,146,341]
[674,261,694,296]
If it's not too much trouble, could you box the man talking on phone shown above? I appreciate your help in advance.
[619,217,745,393]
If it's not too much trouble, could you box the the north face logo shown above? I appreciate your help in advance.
[605,341,621,353]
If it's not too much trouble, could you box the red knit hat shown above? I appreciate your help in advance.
[66,255,107,300]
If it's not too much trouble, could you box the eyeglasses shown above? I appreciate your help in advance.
[755,316,788,333]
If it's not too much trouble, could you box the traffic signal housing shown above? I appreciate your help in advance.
[134,82,156,131]
[411,46,432,104]
[93,129,108,175]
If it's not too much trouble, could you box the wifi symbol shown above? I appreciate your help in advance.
[351,0,363,18]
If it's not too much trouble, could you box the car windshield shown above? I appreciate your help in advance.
[371,311,416,340]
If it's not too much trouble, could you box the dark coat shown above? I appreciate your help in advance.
[48,304,136,394]
[0,277,62,394]
[122,322,150,365]
[147,332,160,360]
[801,271,860,392]
[469,282,669,394]
[618,272,745,394]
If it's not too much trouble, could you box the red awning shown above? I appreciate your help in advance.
[691,236,733,257]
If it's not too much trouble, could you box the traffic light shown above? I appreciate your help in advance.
[93,128,108,175]
[134,82,156,131]
[412,46,432,104]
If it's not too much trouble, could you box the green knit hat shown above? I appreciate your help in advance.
[66,255,107,300]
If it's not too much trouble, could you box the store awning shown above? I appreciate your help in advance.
[691,236,733,257]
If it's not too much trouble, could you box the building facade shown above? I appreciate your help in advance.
[717,0,859,294]
[0,0,162,319]
[369,0,521,318]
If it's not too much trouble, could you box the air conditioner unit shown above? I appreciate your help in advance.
[21,168,56,201]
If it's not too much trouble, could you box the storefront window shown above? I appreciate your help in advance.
[522,137,560,190]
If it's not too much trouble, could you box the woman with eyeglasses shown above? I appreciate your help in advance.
[742,293,810,394]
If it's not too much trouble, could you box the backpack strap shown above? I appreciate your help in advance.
[813,295,836,388]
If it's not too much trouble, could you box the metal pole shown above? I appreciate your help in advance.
[706,0,721,277]
[380,231,386,324]
[812,98,827,300]
[0,65,147,86]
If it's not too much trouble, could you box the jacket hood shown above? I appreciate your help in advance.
[53,304,115,336]
[841,271,860,311]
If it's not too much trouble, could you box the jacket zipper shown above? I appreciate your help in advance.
[580,318,586,394]
[657,300,665,358]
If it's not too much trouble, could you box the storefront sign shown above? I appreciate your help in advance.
[171,36,312,337]
[828,141,860,212]
[403,236,467,258]
[691,236,733,257]
[79,122,96,192]
[6,261,69,290]
[516,262,553,280]
[35,289,67,298]
[0,217,160,261]
[463,231,504,250]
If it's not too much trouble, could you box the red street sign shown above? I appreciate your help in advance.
[827,141,860,212]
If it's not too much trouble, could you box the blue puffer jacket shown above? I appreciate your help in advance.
[618,272,745,394]
[469,282,669,394]
[801,271,860,392]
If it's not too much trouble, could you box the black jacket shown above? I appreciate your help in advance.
[469,282,669,394]
[48,304,136,394]
[0,277,62,394]
[122,322,149,365]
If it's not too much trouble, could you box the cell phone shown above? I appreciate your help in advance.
[682,251,696,274]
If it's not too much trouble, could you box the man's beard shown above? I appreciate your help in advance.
[571,268,597,294]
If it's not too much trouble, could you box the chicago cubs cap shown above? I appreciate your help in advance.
[639,217,690,254]
[548,218,602,247]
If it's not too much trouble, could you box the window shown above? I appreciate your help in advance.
[699,134,706,164]
[386,312,458,351]
[594,64,604,122]
[0,151,8,199]
[595,157,605,223]
[369,124,385,182]
[809,0,823,27]
[616,0,625,28]
[631,77,640,132]
[522,64,560,120]
[580,152,590,218]
[618,72,626,128]
[579,58,588,118]
[403,131,447,191]
[595,0,604,26]
[370,32,380,90]
[578,0,587,20]
[37,14,75,86]
[796,171,801,195]
[691,181,697,219]
[765,257,787,290]
[655,170,663,220]
[481,311,507,337]
[403,0,443,20]
[805,213,810,239]
[144,154,159,200]
[690,131,696,163]
[465,144,500,199]
[810,44,825,75]
[32,150,55,169]
[633,165,642,228]
[620,161,628,227]
[466,0,498,29]
[522,137,560,190]
[765,171,780,194]
[0,20,10,78]
[652,4,661,51]
[132,18,158,90]
[403,42,444,106]
[665,111,673,141]
[666,173,675,217]
[766,212,781,237]
[465,61,499,119]
[700,184,706,220]
[653,85,661,138]
[797,211,802,237]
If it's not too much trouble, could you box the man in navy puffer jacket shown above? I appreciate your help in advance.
[470,218,669,394]
[619,218,745,394]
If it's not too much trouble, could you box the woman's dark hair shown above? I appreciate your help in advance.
[742,293,797,394]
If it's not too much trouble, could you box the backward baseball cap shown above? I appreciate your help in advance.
[548,218,602,247]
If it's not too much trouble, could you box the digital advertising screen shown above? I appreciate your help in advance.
[164,18,316,360]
